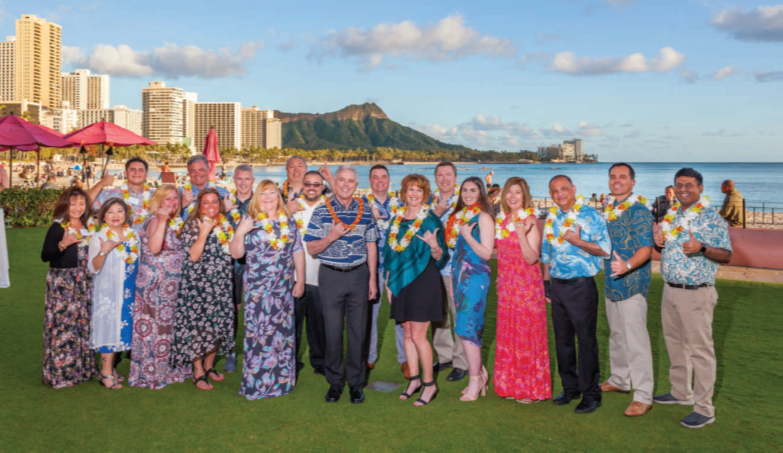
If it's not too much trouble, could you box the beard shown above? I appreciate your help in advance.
[304,192,323,203]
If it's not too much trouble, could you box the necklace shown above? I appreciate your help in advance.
[445,203,481,249]
[603,194,652,221]
[294,195,326,236]
[388,205,431,252]
[184,180,216,215]
[660,196,710,241]
[366,190,401,230]
[59,217,97,246]
[543,196,585,247]
[227,189,247,224]
[167,216,184,235]
[97,223,139,265]
[495,208,539,239]
[433,185,460,211]
[208,214,234,255]
[120,183,152,225]
[255,210,291,250]
[325,197,364,231]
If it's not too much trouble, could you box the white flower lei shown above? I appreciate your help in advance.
[120,183,152,225]
[255,211,291,251]
[660,195,711,241]
[96,223,139,265]
[434,185,460,210]
[184,180,217,215]
[57,217,97,246]
[294,195,326,237]
[602,194,652,221]
[365,190,401,231]
[543,196,585,248]
[495,208,540,239]
[167,216,184,235]
[209,214,234,255]
[388,205,431,252]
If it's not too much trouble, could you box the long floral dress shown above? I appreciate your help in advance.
[170,221,234,367]
[240,221,302,400]
[42,225,97,388]
[493,216,552,401]
[129,220,192,388]
[452,216,491,347]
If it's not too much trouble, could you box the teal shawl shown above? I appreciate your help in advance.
[383,211,449,297]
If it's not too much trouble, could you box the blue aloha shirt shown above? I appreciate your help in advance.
[541,204,611,279]
[603,197,655,301]
[304,198,378,268]
[661,207,732,286]
[427,191,459,277]
[362,193,401,276]
[178,182,229,218]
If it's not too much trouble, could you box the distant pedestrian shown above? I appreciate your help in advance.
[719,180,743,227]
[652,185,676,223]
[484,171,494,187]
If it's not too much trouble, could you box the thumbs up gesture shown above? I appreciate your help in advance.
[682,230,703,254]
[609,251,628,277]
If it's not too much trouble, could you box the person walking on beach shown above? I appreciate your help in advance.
[719,180,743,227]
[653,168,733,429]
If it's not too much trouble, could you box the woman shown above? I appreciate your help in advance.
[41,187,97,388]
[446,176,495,401]
[170,188,235,391]
[230,180,305,400]
[383,174,448,406]
[88,198,140,389]
[129,184,192,389]
[493,177,551,403]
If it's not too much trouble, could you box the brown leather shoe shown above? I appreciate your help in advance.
[401,361,410,379]
[366,362,375,370]
[600,381,631,394]
[624,401,652,417]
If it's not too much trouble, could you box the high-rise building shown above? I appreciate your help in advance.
[78,105,143,136]
[142,81,185,145]
[241,106,282,150]
[0,99,43,124]
[61,69,110,110]
[0,36,15,101]
[182,92,198,153]
[564,138,583,161]
[195,102,242,151]
[14,14,62,108]
[41,100,79,133]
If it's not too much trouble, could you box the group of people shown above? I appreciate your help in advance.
[40,154,732,429]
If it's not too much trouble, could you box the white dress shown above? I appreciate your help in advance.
[0,208,8,288]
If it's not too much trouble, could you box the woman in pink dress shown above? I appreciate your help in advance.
[493,177,551,403]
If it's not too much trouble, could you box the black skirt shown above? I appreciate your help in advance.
[389,258,446,323]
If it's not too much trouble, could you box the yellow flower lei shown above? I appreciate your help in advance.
[495,208,540,239]
[445,204,481,249]
[543,196,585,247]
[603,194,652,221]
[209,214,234,255]
[120,183,152,225]
[255,210,291,251]
[660,195,710,241]
[387,205,431,252]
[433,185,461,210]
[60,218,97,246]
[99,223,139,265]
[294,195,326,236]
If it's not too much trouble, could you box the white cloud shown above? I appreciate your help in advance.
[713,66,741,81]
[577,121,604,136]
[711,6,783,42]
[680,69,699,84]
[278,39,297,52]
[309,14,515,71]
[62,46,85,64]
[755,70,783,82]
[65,41,265,78]
[550,47,686,75]
[411,114,538,149]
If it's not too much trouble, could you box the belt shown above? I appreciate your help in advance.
[552,276,592,285]
[667,282,712,290]
[323,263,365,273]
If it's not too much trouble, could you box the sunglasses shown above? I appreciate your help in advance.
[304,182,323,188]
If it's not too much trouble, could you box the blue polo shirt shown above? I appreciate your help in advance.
[304,198,378,268]
[179,182,229,218]
[603,198,654,301]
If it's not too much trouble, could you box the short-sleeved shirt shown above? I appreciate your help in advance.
[362,193,401,275]
[427,191,459,277]
[294,200,325,286]
[304,198,378,268]
[603,197,655,301]
[541,204,611,279]
[228,192,253,273]
[661,207,732,285]
[93,184,155,232]
[179,182,229,218]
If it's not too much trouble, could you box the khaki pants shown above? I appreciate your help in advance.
[605,293,654,404]
[661,285,718,418]
[431,275,468,370]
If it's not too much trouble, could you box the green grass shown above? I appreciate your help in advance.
[1,227,781,451]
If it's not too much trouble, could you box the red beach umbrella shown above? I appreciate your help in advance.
[202,128,221,182]
[64,121,158,179]
[0,115,73,188]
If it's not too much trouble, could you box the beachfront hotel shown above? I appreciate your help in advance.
[142,81,186,146]
[0,36,15,102]
[195,102,242,151]
[14,14,61,108]
[241,106,282,150]
[78,105,143,136]
[61,69,110,110]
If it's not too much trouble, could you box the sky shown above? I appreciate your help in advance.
[4,0,783,161]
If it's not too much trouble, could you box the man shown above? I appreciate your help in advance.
[223,164,255,373]
[600,163,655,417]
[180,155,230,217]
[719,180,743,227]
[282,156,334,215]
[427,162,469,382]
[542,175,611,414]
[304,165,378,404]
[293,171,329,376]
[40,175,58,190]
[89,157,155,231]
[653,168,733,429]
[652,186,675,223]
[362,165,408,377]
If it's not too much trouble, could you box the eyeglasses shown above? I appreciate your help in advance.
[304,182,323,188]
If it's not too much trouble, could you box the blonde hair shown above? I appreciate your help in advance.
[500,177,534,214]
[399,174,431,205]
[248,179,288,219]
[148,184,180,214]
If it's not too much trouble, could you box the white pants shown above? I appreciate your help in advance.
[605,293,655,404]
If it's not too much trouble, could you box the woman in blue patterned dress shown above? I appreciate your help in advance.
[449,177,495,401]
[88,198,139,389]
[230,179,305,400]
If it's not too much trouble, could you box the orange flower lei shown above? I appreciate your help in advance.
[255,210,290,250]
[444,204,481,248]
[326,197,365,231]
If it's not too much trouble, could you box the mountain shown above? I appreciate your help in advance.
[274,103,469,151]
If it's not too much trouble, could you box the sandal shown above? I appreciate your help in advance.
[193,375,211,391]
[98,374,122,389]
[206,368,225,382]
[400,375,422,400]
[414,380,439,406]
[112,368,125,382]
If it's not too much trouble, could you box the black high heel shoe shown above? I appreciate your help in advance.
[400,375,422,400]
[414,380,439,406]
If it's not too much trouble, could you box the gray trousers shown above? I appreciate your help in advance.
[431,275,468,370]
[605,293,655,404]
[319,264,370,389]
[368,272,407,365]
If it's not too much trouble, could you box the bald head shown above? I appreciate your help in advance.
[721,180,735,194]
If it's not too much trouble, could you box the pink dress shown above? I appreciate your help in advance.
[493,217,552,400]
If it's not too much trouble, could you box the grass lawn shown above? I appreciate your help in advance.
[1,227,781,451]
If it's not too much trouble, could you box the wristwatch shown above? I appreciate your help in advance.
[626,261,632,271]
[699,244,707,254]
[99,251,106,257]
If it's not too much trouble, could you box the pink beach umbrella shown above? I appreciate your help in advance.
[202,128,221,182]
[0,115,73,188]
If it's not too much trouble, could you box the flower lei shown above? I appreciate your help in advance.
[495,208,540,240]
[184,180,217,215]
[59,217,97,246]
[660,196,710,241]
[444,204,481,249]
[98,223,139,265]
[325,197,365,231]
[543,196,585,247]
[227,189,243,224]
[167,216,184,235]
[603,194,653,221]
[366,190,401,230]
[255,210,291,251]
[388,205,431,252]
[121,184,152,225]
[208,214,234,255]
[433,185,461,210]
[294,195,326,236]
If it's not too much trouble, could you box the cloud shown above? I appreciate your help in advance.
[713,66,741,81]
[622,130,640,139]
[703,129,744,137]
[711,6,783,42]
[549,47,686,75]
[278,39,297,52]
[577,120,603,136]
[541,122,573,139]
[309,14,515,71]
[680,69,699,84]
[65,41,265,78]
[411,113,540,149]
[62,46,85,64]
[755,70,783,82]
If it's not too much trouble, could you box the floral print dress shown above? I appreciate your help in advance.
[452,216,491,347]
[170,221,235,367]
[239,221,302,400]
